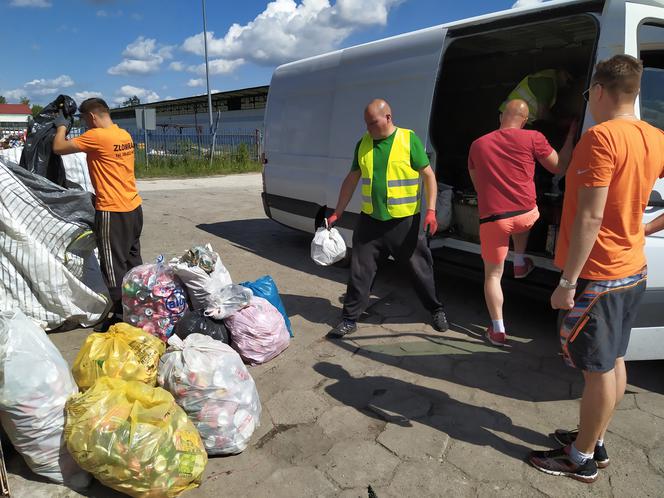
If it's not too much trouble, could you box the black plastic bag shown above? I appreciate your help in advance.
[20,94,78,187]
[174,310,230,344]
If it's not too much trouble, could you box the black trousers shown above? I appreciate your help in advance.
[342,213,442,321]
[94,205,143,315]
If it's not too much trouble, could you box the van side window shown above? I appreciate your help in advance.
[639,23,664,131]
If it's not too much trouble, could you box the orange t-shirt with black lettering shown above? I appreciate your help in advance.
[72,124,142,212]
[555,119,664,280]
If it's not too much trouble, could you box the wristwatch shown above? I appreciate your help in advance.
[558,277,577,290]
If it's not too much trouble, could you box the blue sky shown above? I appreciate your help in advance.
[1,0,545,107]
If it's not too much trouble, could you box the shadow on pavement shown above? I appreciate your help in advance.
[314,362,550,461]
[197,219,350,285]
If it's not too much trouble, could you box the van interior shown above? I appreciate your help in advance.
[429,14,599,259]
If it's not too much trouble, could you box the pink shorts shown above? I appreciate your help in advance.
[479,207,540,264]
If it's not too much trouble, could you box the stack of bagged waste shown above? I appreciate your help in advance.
[0,310,91,489]
[159,334,261,455]
[66,322,207,496]
[166,244,292,365]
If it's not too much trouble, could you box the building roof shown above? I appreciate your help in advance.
[0,104,31,115]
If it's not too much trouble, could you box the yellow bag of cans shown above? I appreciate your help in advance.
[72,323,166,390]
[65,377,208,497]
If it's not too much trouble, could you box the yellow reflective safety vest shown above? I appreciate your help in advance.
[500,69,557,123]
[357,127,421,218]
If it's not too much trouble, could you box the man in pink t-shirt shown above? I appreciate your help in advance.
[468,99,576,346]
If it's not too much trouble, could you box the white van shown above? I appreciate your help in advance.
[261,0,664,361]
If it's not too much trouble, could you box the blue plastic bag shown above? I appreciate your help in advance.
[240,276,293,337]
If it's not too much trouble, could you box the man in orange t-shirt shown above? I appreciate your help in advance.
[529,56,664,483]
[53,97,143,331]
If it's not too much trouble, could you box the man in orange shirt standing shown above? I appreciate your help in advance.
[528,55,664,482]
[53,98,143,332]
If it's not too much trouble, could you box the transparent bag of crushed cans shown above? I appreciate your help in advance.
[0,310,91,489]
[122,255,189,342]
[158,334,261,455]
[65,377,207,498]
[72,322,166,391]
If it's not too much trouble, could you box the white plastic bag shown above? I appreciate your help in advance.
[205,284,253,320]
[224,296,290,365]
[158,334,261,455]
[0,310,91,488]
[436,183,453,232]
[171,244,233,310]
[311,224,346,266]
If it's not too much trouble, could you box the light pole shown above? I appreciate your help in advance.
[202,0,213,131]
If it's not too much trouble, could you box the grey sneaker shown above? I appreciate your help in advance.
[327,320,357,338]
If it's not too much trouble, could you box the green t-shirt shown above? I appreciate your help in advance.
[351,129,429,221]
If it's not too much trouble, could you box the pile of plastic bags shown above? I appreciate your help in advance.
[72,323,166,390]
[159,334,261,455]
[122,257,188,342]
[0,310,90,489]
[65,377,207,497]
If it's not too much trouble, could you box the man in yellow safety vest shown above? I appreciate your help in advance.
[500,69,573,124]
[326,99,448,338]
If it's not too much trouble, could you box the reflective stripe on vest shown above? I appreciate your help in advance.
[500,69,557,123]
[357,127,421,218]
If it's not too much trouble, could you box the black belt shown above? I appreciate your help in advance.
[479,209,531,224]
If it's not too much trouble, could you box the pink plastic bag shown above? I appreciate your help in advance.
[224,297,289,365]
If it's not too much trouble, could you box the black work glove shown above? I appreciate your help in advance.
[53,110,69,129]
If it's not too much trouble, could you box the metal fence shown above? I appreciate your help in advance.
[0,126,262,162]
[127,128,262,162]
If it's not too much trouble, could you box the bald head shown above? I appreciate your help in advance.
[500,99,529,129]
[364,98,395,139]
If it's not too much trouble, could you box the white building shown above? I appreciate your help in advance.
[109,86,268,134]
[0,104,31,135]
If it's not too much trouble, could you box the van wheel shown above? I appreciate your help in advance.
[334,249,352,268]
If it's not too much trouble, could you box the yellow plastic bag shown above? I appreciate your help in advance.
[65,377,207,498]
[72,323,166,390]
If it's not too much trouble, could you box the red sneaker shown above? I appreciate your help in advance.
[486,325,507,347]
[514,257,535,279]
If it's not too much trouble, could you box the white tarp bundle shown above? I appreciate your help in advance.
[0,148,94,193]
[0,151,108,329]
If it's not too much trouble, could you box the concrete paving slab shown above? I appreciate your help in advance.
[321,440,400,489]
[387,461,475,497]
[265,390,330,425]
[377,417,449,461]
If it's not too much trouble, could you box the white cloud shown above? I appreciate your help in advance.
[512,0,545,8]
[108,36,174,76]
[169,61,185,71]
[113,85,160,105]
[131,13,143,21]
[22,74,75,95]
[187,59,245,75]
[187,78,205,87]
[97,9,107,16]
[181,0,404,67]
[1,74,75,104]
[74,91,104,102]
[10,0,51,7]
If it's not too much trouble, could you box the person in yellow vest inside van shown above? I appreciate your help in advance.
[500,69,573,124]
[326,99,448,338]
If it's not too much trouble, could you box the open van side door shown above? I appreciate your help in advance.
[326,27,447,217]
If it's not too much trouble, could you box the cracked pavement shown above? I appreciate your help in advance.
[7,174,663,497]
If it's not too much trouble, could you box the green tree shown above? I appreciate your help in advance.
[20,97,30,106]
[0,96,6,104]
[31,104,44,119]
[122,95,141,107]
